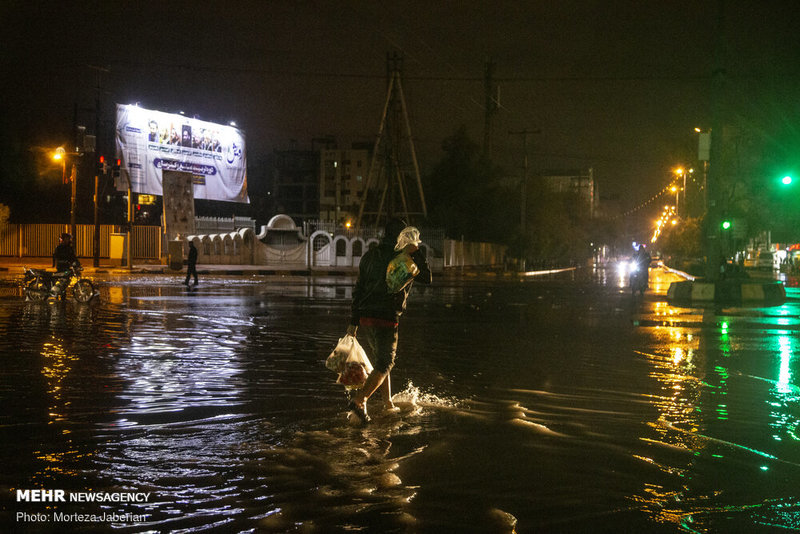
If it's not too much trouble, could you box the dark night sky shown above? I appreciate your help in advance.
[3,1,800,228]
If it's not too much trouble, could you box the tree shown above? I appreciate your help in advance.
[424,126,511,243]
[425,126,619,264]
[660,216,703,259]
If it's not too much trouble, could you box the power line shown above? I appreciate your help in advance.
[62,58,747,83]
[614,183,674,220]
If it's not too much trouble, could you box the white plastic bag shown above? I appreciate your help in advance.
[325,335,353,372]
[394,226,421,251]
[325,335,373,389]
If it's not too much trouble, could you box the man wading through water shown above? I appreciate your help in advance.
[346,218,432,423]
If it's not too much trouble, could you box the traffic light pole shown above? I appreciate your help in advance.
[126,175,133,272]
[93,174,100,267]
[69,163,77,240]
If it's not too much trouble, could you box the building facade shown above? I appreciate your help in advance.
[540,168,597,219]
[319,146,370,225]
[266,149,320,222]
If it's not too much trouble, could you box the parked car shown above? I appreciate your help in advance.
[756,250,776,270]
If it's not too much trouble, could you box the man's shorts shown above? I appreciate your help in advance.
[358,319,399,374]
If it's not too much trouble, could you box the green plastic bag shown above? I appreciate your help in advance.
[386,252,420,293]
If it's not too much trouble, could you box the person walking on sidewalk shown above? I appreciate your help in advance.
[184,241,198,286]
[346,218,432,423]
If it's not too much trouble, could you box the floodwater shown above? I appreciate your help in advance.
[1,266,799,533]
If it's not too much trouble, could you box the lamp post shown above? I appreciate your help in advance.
[53,147,81,239]
[674,167,693,218]
[670,185,679,214]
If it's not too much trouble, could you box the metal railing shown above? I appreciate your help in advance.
[0,223,161,259]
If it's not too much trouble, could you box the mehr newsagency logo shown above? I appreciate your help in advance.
[17,489,151,503]
[15,489,151,524]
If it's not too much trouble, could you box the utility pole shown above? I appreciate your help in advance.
[705,0,727,280]
[509,129,539,272]
[71,106,80,241]
[92,67,103,267]
[483,59,499,159]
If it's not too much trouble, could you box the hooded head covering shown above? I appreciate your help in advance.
[383,217,407,245]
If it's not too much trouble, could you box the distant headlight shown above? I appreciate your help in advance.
[629,261,639,272]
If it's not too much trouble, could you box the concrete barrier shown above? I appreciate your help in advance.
[668,279,786,306]
[690,282,716,302]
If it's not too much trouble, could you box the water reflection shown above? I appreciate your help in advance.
[768,334,799,443]
[12,300,106,488]
[90,289,252,529]
[629,294,800,531]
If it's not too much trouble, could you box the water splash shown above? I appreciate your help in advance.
[391,381,463,409]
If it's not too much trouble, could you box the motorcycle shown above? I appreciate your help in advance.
[629,260,648,296]
[24,262,96,303]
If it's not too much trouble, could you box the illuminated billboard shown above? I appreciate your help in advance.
[115,104,248,203]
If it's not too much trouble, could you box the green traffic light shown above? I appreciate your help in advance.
[722,220,731,230]
[782,175,793,185]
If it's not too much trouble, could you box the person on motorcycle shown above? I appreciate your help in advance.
[53,233,78,272]
[634,245,652,273]
[630,245,651,292]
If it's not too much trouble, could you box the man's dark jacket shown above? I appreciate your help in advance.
[350,238,432,326]
[53,244,77,271]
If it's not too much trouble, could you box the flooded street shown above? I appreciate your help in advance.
[1,266,799,533]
